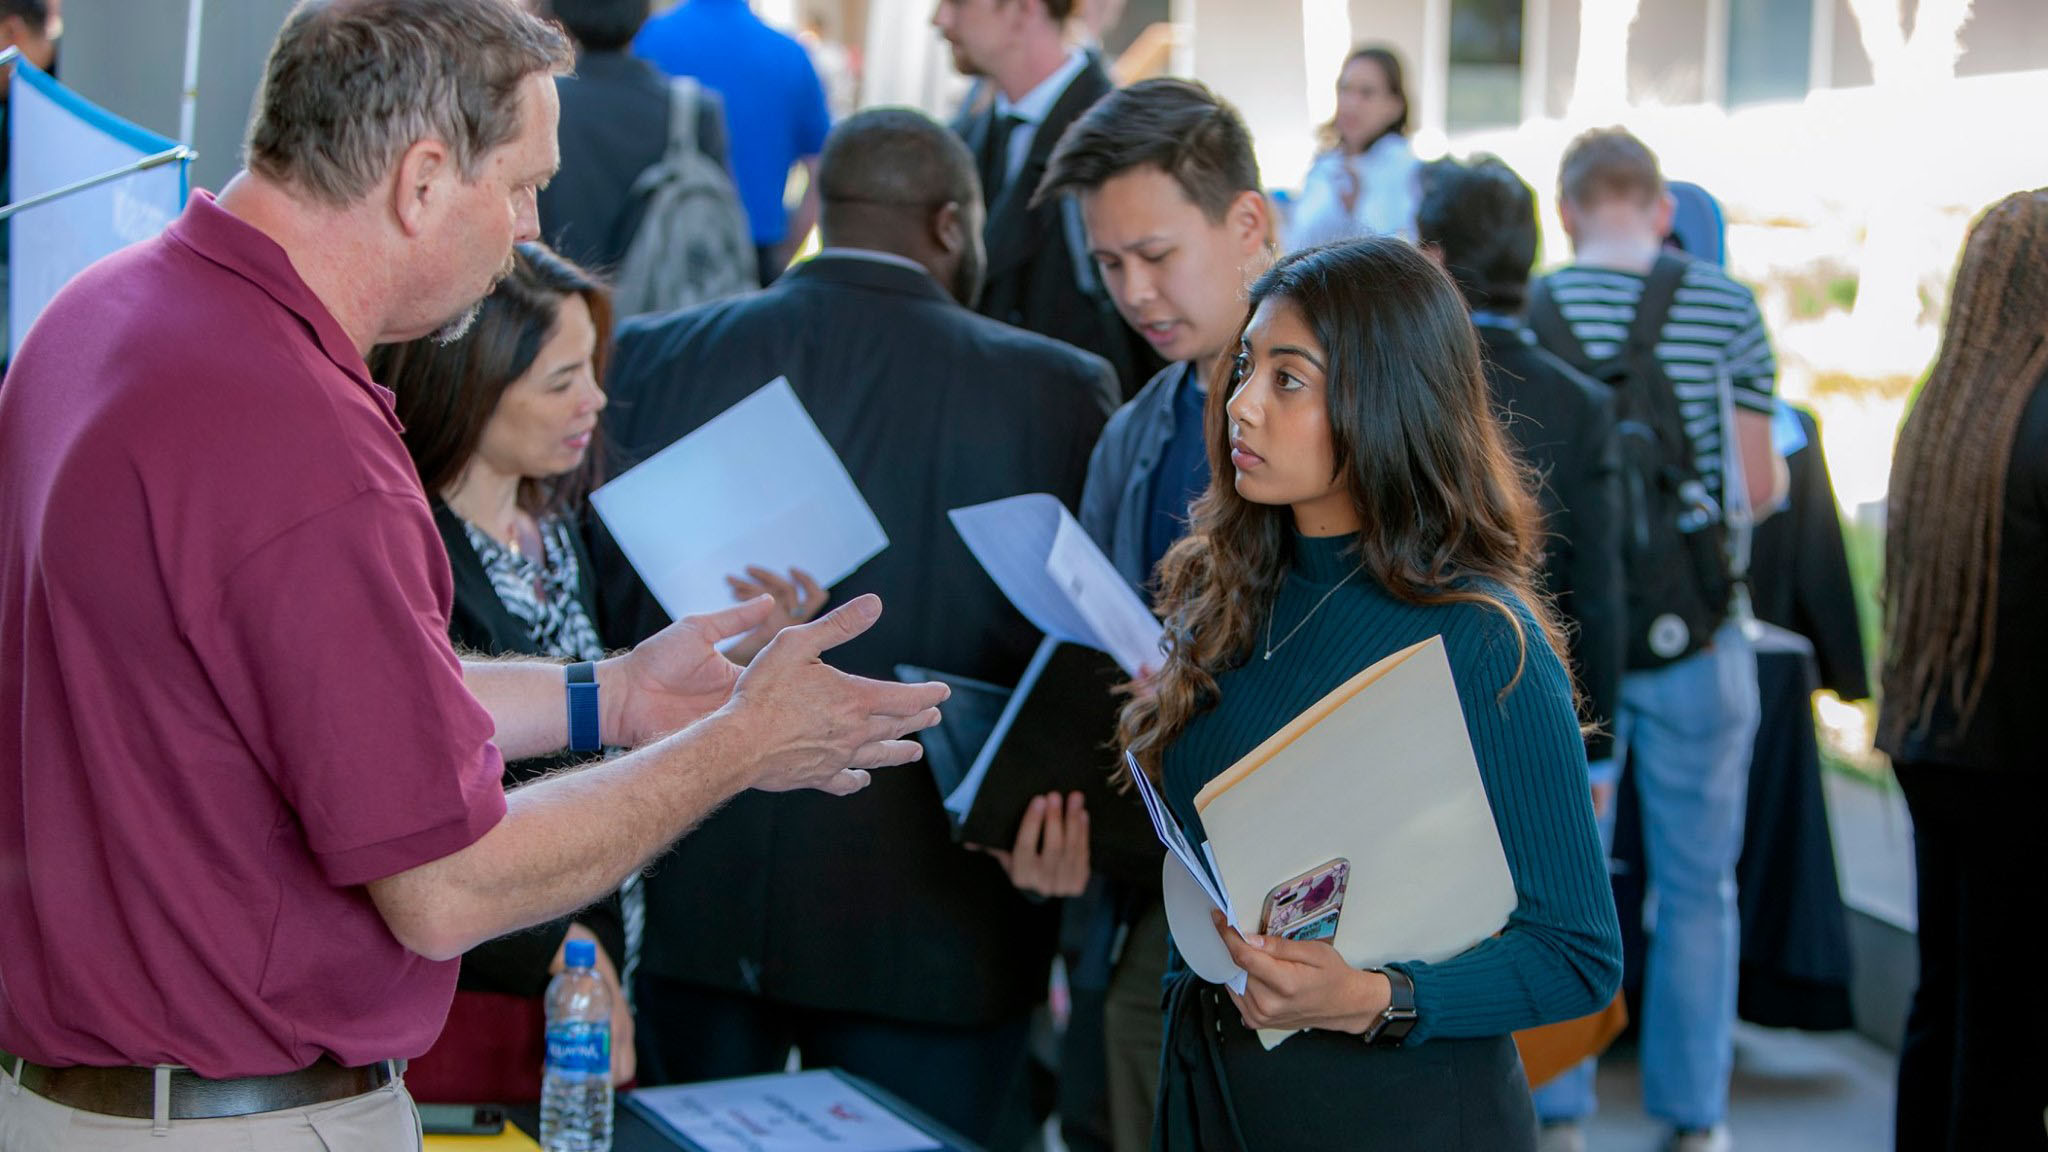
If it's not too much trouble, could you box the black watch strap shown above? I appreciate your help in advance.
[1362,966,1418,1046]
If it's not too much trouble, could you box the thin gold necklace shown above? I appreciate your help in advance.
[1264,564,1365,660]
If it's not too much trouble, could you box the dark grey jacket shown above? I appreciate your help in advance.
[1079,361,1191,589]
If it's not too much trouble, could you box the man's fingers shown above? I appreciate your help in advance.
[792,568,825,611]
[849,739,924,771]
[775,594,883,657]
[1060,802,1091,892]
[690,594,777,642]
[857,707,941,754]
[815,768,872,796]
[744,566,797,603]
[1013,793,1049,855]
[855,675,952,719]
[1036,793,1066,858]
[892,705,945,738]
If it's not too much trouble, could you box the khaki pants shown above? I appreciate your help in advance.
[1102,898,1169,1152]
[0,1061,422,1151]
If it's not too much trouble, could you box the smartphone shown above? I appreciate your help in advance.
[416,1103,507,1136]
[1258,858,1349,943]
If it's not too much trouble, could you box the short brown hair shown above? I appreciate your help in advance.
[1034,78,1261,223]
[1558,127,1663,209]
[246,0,572,206]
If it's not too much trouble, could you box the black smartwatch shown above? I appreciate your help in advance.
[1361,967,1418,1046]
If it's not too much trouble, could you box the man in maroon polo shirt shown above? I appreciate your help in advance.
[0,2,947,1148]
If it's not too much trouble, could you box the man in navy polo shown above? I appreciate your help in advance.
[635,0,832,283]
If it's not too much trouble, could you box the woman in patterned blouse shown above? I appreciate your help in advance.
[370,242,818,1100]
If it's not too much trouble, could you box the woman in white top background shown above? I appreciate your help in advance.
[1284,45,1422,250]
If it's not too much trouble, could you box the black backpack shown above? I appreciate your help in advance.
[1527,253,1733,669]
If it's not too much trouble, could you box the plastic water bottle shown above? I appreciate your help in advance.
[539,938,612,1152]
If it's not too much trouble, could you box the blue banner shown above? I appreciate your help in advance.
[7,59,190,360]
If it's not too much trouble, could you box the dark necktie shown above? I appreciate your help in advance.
[984,112,1026,200]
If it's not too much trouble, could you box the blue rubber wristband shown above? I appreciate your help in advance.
[566,661,601,752]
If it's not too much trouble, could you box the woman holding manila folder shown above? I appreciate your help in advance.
[1119,237,1622,1150]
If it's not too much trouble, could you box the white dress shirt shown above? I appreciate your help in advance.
[990,49,1090,199]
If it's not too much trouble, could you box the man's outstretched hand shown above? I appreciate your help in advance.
[723,594,949,796]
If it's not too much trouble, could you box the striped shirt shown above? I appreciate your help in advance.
[1539,260,1777,502]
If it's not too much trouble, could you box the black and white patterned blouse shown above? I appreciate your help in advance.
[459,515,605,664]
[458,511,642,999]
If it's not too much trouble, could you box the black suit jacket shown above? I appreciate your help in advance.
[589,254,1118,1026]
[955,59,1164,400]
[432,502,625,997]
[1479,324,1627,762]
[539,50,730,274]
[1748,406,1871,701]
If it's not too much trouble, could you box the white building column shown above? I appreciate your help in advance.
[1185,0,1315,187]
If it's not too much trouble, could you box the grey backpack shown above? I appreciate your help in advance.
[610,78,758,317]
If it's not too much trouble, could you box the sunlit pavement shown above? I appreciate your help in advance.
[1581,1023,1896,1151]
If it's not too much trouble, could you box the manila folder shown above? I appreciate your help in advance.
[1194,635,1516,1046]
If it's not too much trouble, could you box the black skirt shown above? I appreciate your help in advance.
[1155,974,1537,1152]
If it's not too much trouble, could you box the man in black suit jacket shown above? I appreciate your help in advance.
[1419,156,1627,770]
[936,0,1163,398]
[537,0,730,272]
[589,108,1118,1145]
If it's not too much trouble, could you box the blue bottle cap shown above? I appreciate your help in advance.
[564,938,597,969]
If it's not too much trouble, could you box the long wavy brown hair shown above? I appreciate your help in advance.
[1117,237,1569,782]
[1880,189,2048,750]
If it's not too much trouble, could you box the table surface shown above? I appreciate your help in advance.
[504,1070,982,1152]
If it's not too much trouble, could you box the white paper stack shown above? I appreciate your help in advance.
[591,378,888,623]
[948,493,1163,678]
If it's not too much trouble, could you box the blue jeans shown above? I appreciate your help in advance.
[1534,621,1759,1131]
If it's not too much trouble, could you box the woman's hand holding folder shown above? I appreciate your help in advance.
[1213,909,1393,1035]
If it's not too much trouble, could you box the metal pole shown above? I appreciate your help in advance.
[179,0,205,148]
[0,146,196,222]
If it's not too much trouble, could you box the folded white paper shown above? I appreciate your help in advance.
[949,494,1163,678]
[591,378,888,623]
[1125,750,1249,993]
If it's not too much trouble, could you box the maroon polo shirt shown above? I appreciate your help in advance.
[0,192,509,1076]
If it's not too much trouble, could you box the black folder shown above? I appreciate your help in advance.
[899,639,1160,886]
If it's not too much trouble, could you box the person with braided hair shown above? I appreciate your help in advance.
[1878,187,2048,1152]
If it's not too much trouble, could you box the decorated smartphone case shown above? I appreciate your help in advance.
[1259,857,1350,942]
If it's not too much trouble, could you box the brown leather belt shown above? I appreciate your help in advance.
[0,1050,399,1120]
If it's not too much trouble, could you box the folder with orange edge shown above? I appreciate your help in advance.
[1166,635,1517,1049]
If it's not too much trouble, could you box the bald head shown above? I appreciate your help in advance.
[817,107,986,306]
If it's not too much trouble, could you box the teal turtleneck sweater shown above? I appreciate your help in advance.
[1161,531,1622,1044]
